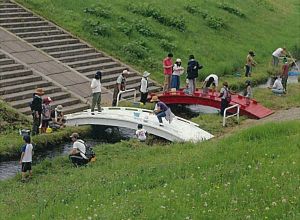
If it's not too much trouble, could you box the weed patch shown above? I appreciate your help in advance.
[218,3,245,18]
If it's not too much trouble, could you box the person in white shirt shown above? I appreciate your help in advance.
[19,135,34,182]
[90,71,102,114]
[271,76,284,95]
[69,133,88,166]
[136,124,147,142]
[112,70,129,106]
[171,58,184,90]
[140,71,151,105]
[272,47,286,67]
[202,74,218,95]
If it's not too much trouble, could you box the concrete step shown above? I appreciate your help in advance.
[0,3,17,8]
[0,75,42,88]
[101,72,136,83]
[40,43,88,53]
[49,47,95,58]
[0,7,26,13]
[66,57,112,68]
[0,53,6,59]
[0,12,32,18]
[10,91,71,108]
[0,63,24,72]
[0,68,32,80]
[102,76,142,89]
[51,97,82,110]
[0,58,14,65]
[0,16,41,23]
[0,20,49,28]
[33,38,79,48]
[58,52,103,63]
[24,34,70,43]
[75,62,120,73]
[17,29,63,38]
[121,85,161,100]
[0,80,52,95]
[8,25,57,33]
[3,86,61,102]
[83,66,127,78]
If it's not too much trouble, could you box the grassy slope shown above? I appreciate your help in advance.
[0,121,299,219]
[16,0,300,89]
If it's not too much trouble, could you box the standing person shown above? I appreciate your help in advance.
[187,55,203,94]
[140,71,151,105]
[219,82,230,116]
[272,47,287,67]
[163,53,173,92]
[41,97,52,133]
[202,74,218,95]
[244,80,252,105]
[69,133,89,167]
[281,57,290,92]
[245,51,256,77]
[31,88,44,136]
[91,71,102,114]
[112,70,129,106]
[150,96,175,126]
[136,124,147,142]
[271,76,284,95]
[171,58,184,90]
[19,135,33,182]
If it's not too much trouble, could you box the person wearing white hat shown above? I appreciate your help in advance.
[140,71,151,105]
[171,58,184,90]
[112,70,129,106]
[49,105,66,130]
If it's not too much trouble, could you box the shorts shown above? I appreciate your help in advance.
[21,162,32,172]
[41,119,50,128]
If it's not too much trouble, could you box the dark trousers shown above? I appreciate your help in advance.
[69,153,88,167]
[112,86,120,106]
[220,99,229,116]
[156,111,166,123]
[140,92,148,105]
[245,65,251,77]
[32,114,41,136]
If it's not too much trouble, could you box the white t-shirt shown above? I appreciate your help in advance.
[205,74,218,87]
[91,78,101,93]
[172,64,184,76]
[140,77,148,93]
[272,78,283,90]
[136,129,147,141]
[272,48,283,57]
[21,143,33,162]
[73,140,87,159]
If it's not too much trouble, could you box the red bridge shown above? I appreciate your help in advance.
[153,89,274,119]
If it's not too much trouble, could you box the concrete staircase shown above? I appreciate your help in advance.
[0,51,89,115]
[0,1,162,100]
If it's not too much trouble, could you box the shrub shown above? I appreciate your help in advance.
[134,21,158,37]
[117,21,134,36]
[84,5,112,18]
[83,19,111,36]
[122,41,149,60]
[219,3,245,17]
[159,39,176,52]
[253,0,275,12]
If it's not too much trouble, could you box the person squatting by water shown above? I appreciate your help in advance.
[69,133,89,167]
[31,88,44,136]
[245,51,256,77]
[187,55,203,94]
[219,82,231,116]
[150,96,175,126]
[140,71,151,105]
[163,53,173,92]
[271,76,284,95]
[112,70,129,106]
[202,74,218,96]
[136,124,147,142]
[19,135,33,182]
[171,58,184,90]
[91,71,102,114]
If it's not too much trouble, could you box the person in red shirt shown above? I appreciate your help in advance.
[163,53,173,92]
[281,57,291,93]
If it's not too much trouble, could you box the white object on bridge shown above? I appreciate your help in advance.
[65,107,214,142]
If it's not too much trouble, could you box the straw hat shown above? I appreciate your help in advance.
[35,88,44,96]
[150,96,159,102]
[56,105,63,112]
[122,70,129,75]
[143,71,151,77]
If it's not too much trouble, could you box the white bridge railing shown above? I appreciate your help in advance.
[116,89,137,106]
[223,104,240,127]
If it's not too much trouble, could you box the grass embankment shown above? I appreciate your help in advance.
[16,0,300,89]
[0,121,299,219]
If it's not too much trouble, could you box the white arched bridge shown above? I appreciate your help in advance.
[65,107,214,142]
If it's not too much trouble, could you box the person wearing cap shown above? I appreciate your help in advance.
[272,47,287,67]
[219,82,230,116]
[31,88,44,135]
[69,133,88,166]
[19,135,34,182]
[49,105,66,130]
[140,71,151,105]
[91,71,102,114]
[245,51,256,77]
[202,74,218,95]
[244,80,252,105]
[41,97,52,133]
[150,96,175,126]
[163,53,173,92]
[112,70,129,106]
[171,58,184,90]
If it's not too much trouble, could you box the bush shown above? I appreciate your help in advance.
[117,21,134,36]
[122,41,149,60]
[134,21,158,37]
[159,39,176,52]
[219,3,245,17]
[84,5,112,18]
[83,19,111,36]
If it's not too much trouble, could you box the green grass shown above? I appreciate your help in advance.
[16,0,300,89]
[0,121,299,219]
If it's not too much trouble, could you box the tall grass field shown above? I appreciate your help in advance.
[17,0,300,86]
[0,121,299,219]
